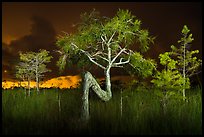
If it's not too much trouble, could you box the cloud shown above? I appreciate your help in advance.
[2,16,57,80]
[2,42,16,69]
[9,15,56,53]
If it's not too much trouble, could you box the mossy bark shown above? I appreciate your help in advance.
[81,70,112,121]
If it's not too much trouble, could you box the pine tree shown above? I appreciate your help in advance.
[16,49,52,93]
[169,25,202,100]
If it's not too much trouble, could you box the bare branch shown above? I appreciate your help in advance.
[111,64,124,68]
[185,64,201,74]
[85,53,106,69]
[91,51,102,57]
[171,52,182,56]
[71,43,106,69]
[96,54,109,62]
[104,34,108,41]
[187,71,202,78]
[102,41,104,50]
[53,49,63,55]
[113,56,130,66]
[110,48,126,65]
[101,35,106,44]
[107,31,116,44]
[124,31,136,35]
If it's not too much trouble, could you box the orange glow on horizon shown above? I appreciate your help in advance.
[2,75,133,90]
[2,75,82,90]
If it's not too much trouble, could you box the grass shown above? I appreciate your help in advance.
[2,86,202,135]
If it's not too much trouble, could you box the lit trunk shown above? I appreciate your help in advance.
[36,77,39,92]
[120,89,123,118]
[162,91,167,115]
[36,72,39,92]
[58,91,61,113]
[183,45,186,101]
[35,57,40,93]
[81,68,112,121]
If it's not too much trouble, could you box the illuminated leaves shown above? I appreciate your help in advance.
[151,70,189,91]
[16,50,52,81]
[152,25,201,98]
[128,52,156,78]
[16,52,35,81]
[181,25,190,35]
[170,25,202,78]
[178,25,194,44]
[159,52,177,70]
[56,9,155,72]
[137,29,155,53]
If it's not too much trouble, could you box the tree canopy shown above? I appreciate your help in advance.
[56,9,156,76]
[16,49,52,92]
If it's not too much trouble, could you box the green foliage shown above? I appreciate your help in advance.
[16,52,35,81]
[151,25,201,101]
[56,9,155,72]
[151,50,190,98]
[159,52,177,69]
[170,25,202,81]
[37,49,53,65]
[178,25,194,44]
[151,69,190,91]
[127,52,156,78]
[16,49,52,83]
[56,54,67,72]
[181,25,190,35]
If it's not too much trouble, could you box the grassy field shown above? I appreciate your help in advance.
[2,86,202,135]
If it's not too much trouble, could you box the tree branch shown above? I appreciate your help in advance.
[112,56,130,66]
[185,64,201,74]
[96,54,109,62]
[187,71,202,78]
[107,31,116,44]
[110,48,126,65]
[71,43,106,69]
[111,64,124,68]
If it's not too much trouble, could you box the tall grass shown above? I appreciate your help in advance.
[2,86,202,135]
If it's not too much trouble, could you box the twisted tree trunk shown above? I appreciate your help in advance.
[81,69,112,121]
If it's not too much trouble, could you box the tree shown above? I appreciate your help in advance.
[151,25,202,102]
[169,25,202,100]
[16,56,35,96]
[151,52,189,113]
[16,50,52,93]
[33,50,52,92]
[56,9,156,121]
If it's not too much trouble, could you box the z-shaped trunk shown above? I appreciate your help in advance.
[81,69,112,121]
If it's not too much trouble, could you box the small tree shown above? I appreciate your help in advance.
[56,9,156,121]
[151,25,202,103]
[169,25,202,100]
[16,50,52,92]
[151,52,189,113]
[33,50,52,92]
[16,61,34,96]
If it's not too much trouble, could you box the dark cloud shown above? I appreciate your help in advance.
[2,16,58,80]
[9,15,56,53]
[2,43,16,80]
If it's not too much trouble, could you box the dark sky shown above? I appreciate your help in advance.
[2,2,202,80]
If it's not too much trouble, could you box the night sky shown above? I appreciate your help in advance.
[2,2,202,81]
